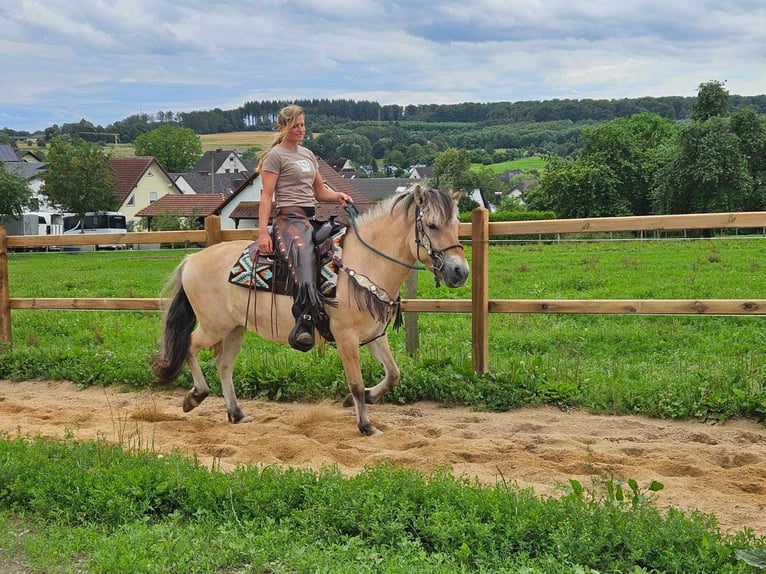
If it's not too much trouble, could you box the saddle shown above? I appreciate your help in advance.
[228,219,347,340]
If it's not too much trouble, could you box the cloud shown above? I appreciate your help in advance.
[1,0,765,131]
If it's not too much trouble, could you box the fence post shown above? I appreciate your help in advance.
[404,270,419,355]
[204,215,222,246]
[0,226,11,352]
[471,207,489,374]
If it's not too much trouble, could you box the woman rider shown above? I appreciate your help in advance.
[256,105,352,351]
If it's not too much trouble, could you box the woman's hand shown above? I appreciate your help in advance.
[257,232,273,254]
[337,192,352,206]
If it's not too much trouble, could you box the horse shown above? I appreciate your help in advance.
[151,186,470,436]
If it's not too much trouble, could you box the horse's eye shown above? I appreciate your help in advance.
[427,223,438,231]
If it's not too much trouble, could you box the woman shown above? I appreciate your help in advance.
[256,105,353,351]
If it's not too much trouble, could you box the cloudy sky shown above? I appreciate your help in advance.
[2,0,765,132]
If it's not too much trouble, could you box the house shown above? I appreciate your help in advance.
[0,145,19,163]
[2,161,53,212]
[174,171,248,196]
[109,157,182,227]
[217,158,372,230]
[191,149,249,175]
[348,178,430,204]
[136,193,227,231]
[409,165,433,179]
[16,149,43,162]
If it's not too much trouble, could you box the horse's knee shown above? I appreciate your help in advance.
[183,389,209,412]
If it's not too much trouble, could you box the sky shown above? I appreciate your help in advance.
[2,0,766,132]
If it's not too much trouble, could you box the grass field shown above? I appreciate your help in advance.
[471,155,548,174]
[2,239,766,572]
[3,238,765,422]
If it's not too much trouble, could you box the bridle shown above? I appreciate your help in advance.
[345,203,464,287]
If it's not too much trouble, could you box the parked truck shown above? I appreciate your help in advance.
[0,212,64,251]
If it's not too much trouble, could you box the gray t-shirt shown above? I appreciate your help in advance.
[262,144,319,209]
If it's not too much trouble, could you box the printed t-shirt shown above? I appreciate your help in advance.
[262,145,319,210]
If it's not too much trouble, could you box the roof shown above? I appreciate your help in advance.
[191,149,244,173]
[349,177,429,203]
[410,165,434,178]
[3,161,47,180]
[316,159,371,220]
[0,144,20,162]
[218,157,372,222]
[108,157,158,204]
[18,149,43,162]
[178,171,248,195]
[229,201,263,219]
[135,193,227,217]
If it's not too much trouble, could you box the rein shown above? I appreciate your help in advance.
[344,202,464,287]
[345,204,427,271]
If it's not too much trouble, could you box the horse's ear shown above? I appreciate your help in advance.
[449,188,463,203]
[413,185,427,208]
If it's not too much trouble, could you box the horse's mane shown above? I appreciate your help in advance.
[355,186,457,227]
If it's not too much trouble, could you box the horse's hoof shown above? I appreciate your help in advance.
[182,389,209,412]
[359,423,382,436]
[228,411,253,424]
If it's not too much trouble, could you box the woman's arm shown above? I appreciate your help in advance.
[312,170,352,206]
[257,171,277,253]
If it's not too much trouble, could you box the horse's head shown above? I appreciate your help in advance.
[410,186,470,288]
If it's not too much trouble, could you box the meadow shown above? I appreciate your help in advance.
[3,237,765,422]
[2,238,766,572]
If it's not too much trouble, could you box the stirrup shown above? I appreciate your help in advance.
[288,315,315,352]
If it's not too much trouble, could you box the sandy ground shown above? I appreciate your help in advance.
[1,379,765,536]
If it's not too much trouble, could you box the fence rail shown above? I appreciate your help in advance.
[2,210,766,374]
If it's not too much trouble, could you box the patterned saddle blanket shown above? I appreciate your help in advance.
[228,227,348,298]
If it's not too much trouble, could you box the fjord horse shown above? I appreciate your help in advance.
[151,186,469,435]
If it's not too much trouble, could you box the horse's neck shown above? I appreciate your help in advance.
[343,212,413,293]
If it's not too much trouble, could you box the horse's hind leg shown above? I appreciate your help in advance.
[216,326,251,424]
[343,334,400,407]
[182,328,215,413]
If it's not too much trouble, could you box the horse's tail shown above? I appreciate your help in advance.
[151,259,196,385]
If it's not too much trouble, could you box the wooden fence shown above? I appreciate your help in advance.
[2,210,766,375]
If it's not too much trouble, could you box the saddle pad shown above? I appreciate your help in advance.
[228,228,347,297]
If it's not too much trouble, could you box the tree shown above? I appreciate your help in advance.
[0,169,32,217]
[133,125,202,172]
[433,147,475,192]
[473,166,507,207]
[651,117,753,214]
[691,80,729,122]
[579,113,677,215]
[41,137,119,227]
[529,157,623,218]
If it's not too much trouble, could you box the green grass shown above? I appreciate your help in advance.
[1,435,763,573]
[471,155,547,174]
[3,239,766,422]
[2,241,766,572]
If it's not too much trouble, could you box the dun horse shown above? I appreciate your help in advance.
[152,186,469,435]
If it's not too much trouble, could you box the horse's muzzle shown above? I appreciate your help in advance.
[438,256,470,288]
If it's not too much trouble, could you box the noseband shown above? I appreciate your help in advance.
[414,206,464,280]
[345,203,463,287]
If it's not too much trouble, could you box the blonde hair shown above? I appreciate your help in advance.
[256,104,305,171]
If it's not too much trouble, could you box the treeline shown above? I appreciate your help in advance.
[7,92,766,146]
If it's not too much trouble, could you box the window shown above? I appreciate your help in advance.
[127,195,135,206]
[149,192,158,203]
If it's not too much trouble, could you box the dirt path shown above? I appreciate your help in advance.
[1,379,764,535]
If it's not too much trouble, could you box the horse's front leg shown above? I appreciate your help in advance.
[342,334,400,407]
[216,326,251,424]
[336,338,380,436]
